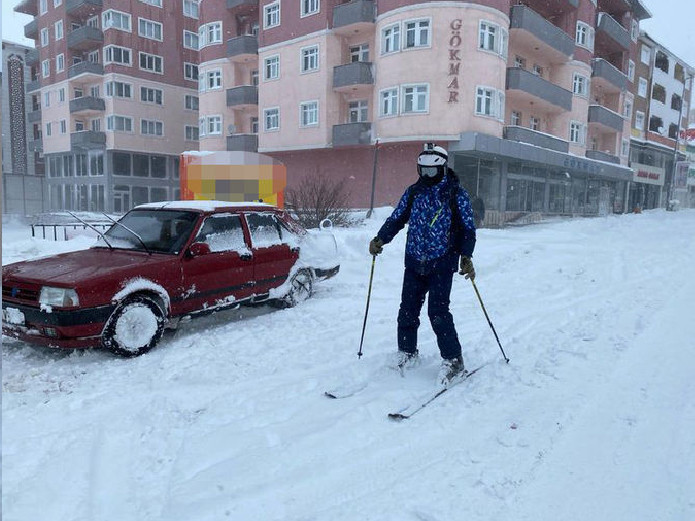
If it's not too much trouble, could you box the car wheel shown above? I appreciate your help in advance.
[102,295,165,357]
[279,269,313,308]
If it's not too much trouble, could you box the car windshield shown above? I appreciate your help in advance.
[97,209,199,254]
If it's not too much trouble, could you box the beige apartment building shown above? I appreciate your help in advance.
[15,0,200,213]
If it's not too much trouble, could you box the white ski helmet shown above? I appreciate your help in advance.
[417,143,448,180]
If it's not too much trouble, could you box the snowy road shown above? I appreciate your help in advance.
[3,210,694,521]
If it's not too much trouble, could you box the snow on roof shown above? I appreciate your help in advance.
[135,200,274,211]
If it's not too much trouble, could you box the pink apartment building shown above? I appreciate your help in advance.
[15,0,200,213]
[199,0,656,222]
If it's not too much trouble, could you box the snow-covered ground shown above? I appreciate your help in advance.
[2,209,694,521]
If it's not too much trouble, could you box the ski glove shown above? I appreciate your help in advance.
[459,255,475,281]
[369,237,384,256]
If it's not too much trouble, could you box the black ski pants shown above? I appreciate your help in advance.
[397,263,462,360]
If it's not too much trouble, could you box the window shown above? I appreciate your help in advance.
[197,215,249,253]
[264,2,280,29]
[511,111,521,126]
[107,115,133,132]
[569,121,585,144]
[40,0,47,15]
[60,120,67,134]
[55,20,64,40]
[206,22,222,45]
[671,93,682,112]
[58,88,66,102]
[405,19,430,49]
[140,0,162,6]
[264,107,280,131]
[46,122,52,136]
[649,115,663,133]
[207,69,222,89]
[88,50,99,63]
[91,118,101,131]
[207,115,222,135]
[631,20,639,41]
[349,100,368,123]
[668,123,678,139]
[641,45,651,65]
[251,117,259,133]
[139,52,163,74]
[44,91,50,108]
[139,18,163,41]
[380,88,398,116]
[301,46,319,73]
[402,84,429,113]
[350,44,369,63]
[54,0,62,6]
[141,119,163,136]
[185,125,199,141]
[264,55,279,80]
[638,77,648,98]
[382,24,400,54]
[106,81,132,98]
[655,51,669,74]
[514,56,526,69]
[251,70,259,86]
[479,20,508,58]
[301,0,319,17]
[651,84,666,104]
[40,28,49,47]
[573,73,589,97]
[102,10,131,32]
[42,59,50,78]
[532,64,543,77]
[185,94,199,110]
[621,139,630,157]
[56,54,65,73]
[575,22,594,51]
[183,0,199,19]
[623,98,633,119]
[141,86,163,105]
[184,62,198,81]
[104,45,132,66]
[184,30,199,50]
[475,86,504,120]
[628,60,635,82]
[635,111,645,130]
[300,101,319,127]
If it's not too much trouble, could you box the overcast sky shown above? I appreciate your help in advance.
[2,0,694,74]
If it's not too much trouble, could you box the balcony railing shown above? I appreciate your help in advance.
[226,86,258,107]
[27,109,42,123]
[596,12,630,50]
[591,58,628,91]
[333,62,374,90]
[26,79,41,92]
[503,126,569,153]
[68,61,104,78]
[333,122,372,147]
[15,0,39,16]
[333,1,375,33]
[227,35,258,61]
[227,0,256,10]
[26,49,39,65]
[67,25,103,50]
[69,96,105,113]
[70,131,106,149]
[227,134,259,152]
[587,105,623,132]
[586,150,620,164]
[510,5,574,58]
[24,19,38,40]
[506,68,572,111]
[28,139,43,153]
[66,0,103,18]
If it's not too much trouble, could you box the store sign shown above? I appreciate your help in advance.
[562,157,600,174]
[632,163,665,186]
[447,19,462,103]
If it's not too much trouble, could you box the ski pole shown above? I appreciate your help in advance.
[470,279,510,363]
[357,254,377,359]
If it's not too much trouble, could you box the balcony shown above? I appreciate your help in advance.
[71,130,106,149]
[333,0,375,36]
[68,61,104,79]
[227,134,258,152]
[586,150,620,164]
[521,0,578,20]
[226,86,258,108]
[27,109,42,124]
[591,58,627,93]
[503,126,569,153]
[67,25,103,51]
[26,49,39,66]
[66,0,103,19]
[227,35,258,63]
[24,19,38,40]
[587,105,623,132]
[506,67,572,112]
[26,79,41,92]
[509,6,574,63]
[227,0,257,13]
[15,0,38,16]
[69,96,105,114]
[28,139,43,153]
[333,62,374,92]
[596,12,630,51]
[333,122,372,147]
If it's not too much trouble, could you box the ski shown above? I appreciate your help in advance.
[324,381,369,399]
[387,364,486,421]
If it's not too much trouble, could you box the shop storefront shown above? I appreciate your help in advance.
[627,163,665,211]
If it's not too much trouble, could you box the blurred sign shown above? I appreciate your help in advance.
[675,161,689,189]
[632,163,665,186]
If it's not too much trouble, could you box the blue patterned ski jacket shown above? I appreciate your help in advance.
[376,172,476,274]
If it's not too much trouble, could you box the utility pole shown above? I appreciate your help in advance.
[667,73,692,210]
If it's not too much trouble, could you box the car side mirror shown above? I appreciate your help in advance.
[188,242,211,257]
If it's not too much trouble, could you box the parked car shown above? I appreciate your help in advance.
[2,201,340,356]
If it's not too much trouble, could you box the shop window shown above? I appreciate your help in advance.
[113,152,131,176]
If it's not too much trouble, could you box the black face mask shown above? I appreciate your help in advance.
[418,164,445,186]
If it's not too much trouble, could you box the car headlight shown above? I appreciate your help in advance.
[39,287,80,308]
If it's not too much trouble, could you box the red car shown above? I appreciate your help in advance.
[2,201,339,356]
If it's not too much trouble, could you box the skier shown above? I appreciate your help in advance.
[369,144,477,386]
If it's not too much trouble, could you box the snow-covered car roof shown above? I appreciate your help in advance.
[134,200,275,212]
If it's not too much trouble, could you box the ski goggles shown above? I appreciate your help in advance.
[418,165,444,178]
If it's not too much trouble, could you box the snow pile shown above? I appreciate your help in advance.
[3,209,695,521]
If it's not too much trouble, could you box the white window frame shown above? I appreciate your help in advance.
[105,81,133,98]
[635,111,645,130]
[183,0,199,19]
[264,107,280,131]
[638,77,648,98]
[478,20,508,58]
[185,125,199,141]
[264,2,280,29]
[381,23,400,55]
[40,27,49,47]
[300,0,319,17]
[184,94,199,110]
[404,18,430,49]
[183,30,199,50]
[621,138,630,157]
[58,87,65,102]
[569,121,586,145]
[184,62,198,81]
[475,86,504,120]
[628,60,635,82]
[641,45,651,65]
[623,98,633,119]
[138,18,163,41]
[350,44,369,63]
[206,22,222,45]
[60,120,67,134]
[141,119,164,136]
[573,73,589,97]
[56,53,65,73]
[348,99,369,123]
[44,91,50,108]
[55,20,64,40]
[41,59,50,78]
[54,0,62,6]
[106,115,134,132]
[402,84,429,114]
[207,69,222,90]
[102,10,132,32]
[631,20,639,42]
[300,45,319,73]
[300,100,319,127]
[207,115,222,135]
[139,0,162,7]
[576,22,595,52]
[46,122,51,137]
[139,52,163,74]
[380,87,398,117]
[40,0,47,15]
[264,55,280,81]
[104,45,132,66]
[140,86,163,105]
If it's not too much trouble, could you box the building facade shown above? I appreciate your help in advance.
[2,40,45,215]
[14,0,200,213]
[197,0,662,223]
